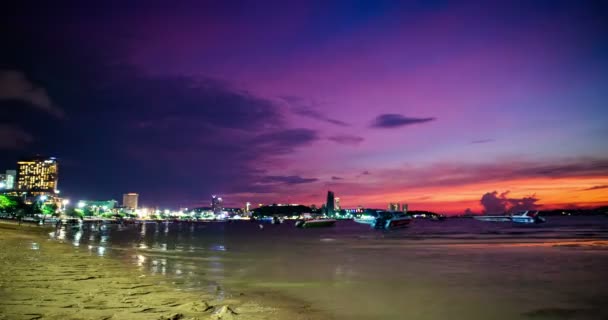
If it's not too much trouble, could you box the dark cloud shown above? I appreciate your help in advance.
[281,96,349,127]
[0,124,33,149]
[371,114,436,128]
[331,176,343,180]
[261,175,318,185]
[583,185,608,191]
[0,70,64,118]
[253,128,319,154]
[471,139,495,144]
[327,134,364,146]
[480,191,540,214]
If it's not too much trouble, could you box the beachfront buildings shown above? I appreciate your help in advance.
[16,156,59,194]
[388,203,400,212]
[122,193,139,210]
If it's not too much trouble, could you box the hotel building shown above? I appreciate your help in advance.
[17,157,59,194]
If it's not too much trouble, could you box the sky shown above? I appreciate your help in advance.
[1,0,607,213]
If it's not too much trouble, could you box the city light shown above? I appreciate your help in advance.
[0,182,5,189]
[39,195,48,201]
[62,199,70,205]
[77,201,86,208]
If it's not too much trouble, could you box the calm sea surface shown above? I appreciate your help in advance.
[50,217,608,319]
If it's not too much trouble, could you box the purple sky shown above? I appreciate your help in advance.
[1,1,607,212]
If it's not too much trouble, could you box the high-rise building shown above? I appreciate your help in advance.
[245,202,251,213]
[5,170,16,190]
[326,190,335,216]
[17,157,58,193]
[402,203,409,214]
[335,197,341,211]
[123,193,139,210]
[388,203,400,212]
[211,195,223,213]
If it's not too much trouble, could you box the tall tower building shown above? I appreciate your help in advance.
[334,197,341,211]
[326,191,335,216]
[211,195,223,214]
[17,157,58,193]
[123,193,139,210]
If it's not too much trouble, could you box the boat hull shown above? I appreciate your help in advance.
[296,219,337,228]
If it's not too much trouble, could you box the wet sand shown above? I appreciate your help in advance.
[0,222,323,320]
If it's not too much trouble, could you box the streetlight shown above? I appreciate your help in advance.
[62,199,70,205]
[39,195,48,202]
[77,201,86,208]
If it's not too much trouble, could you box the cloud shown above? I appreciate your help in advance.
[480,191,540,214]
[331,176,343,180]
[370,114,436,128]
[583,185,608,191]
[253,128,319,154]
[471,139,495,144]
[327,134,364,146]
[281,96,349,127]
[0,70,64,118]
[261,175,318,185]
[0,124,34,149]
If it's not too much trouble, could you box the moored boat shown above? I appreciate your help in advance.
[354,211,412,230]
[295,218,337,228]
[474,211,545,224]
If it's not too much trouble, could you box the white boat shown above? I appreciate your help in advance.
[511,211,545,224]
[474,211,545,224]
[474,215,512,222]
[354,211,412,230]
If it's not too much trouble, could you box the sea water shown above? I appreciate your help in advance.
[52,217,608,319]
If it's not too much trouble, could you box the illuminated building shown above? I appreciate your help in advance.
[17,157,58,194]
[211,195,223,214]
[388,203,400,212]
[122,193,139,210]
[5,170,16,189]
[326,190,335,216]
[335,197,341,211]
[245,202,251,212]
[402,203,409,214]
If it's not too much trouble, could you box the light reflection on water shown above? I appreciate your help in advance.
[51,217,608,319]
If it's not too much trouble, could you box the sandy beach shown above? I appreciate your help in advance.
[0,222,322,320]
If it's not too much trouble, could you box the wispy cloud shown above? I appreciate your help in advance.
[371,114,436,128]
[261,175,318,185]
[281,96,349,127]
[0,70,64,118]
[331,176,343,180]
[471,139,495,144]
[583,185,608,191]
[327,134,364,146]
[0,124,34,149]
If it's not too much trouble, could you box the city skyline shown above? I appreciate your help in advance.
[1,2,608,213]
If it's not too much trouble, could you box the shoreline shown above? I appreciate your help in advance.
[0,221,328,320]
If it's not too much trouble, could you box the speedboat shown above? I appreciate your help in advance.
[354,211,412,230]
[474,215,512,222]
[474,211,545,224]
[295,218,336,228]
[511,211,545,224]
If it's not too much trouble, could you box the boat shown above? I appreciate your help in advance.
[474,215,512,222]
[295,218,336,228]
[430,214,446,222]
[354,211,412,230]
[511,211,545,224]
[474,211,545,224]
